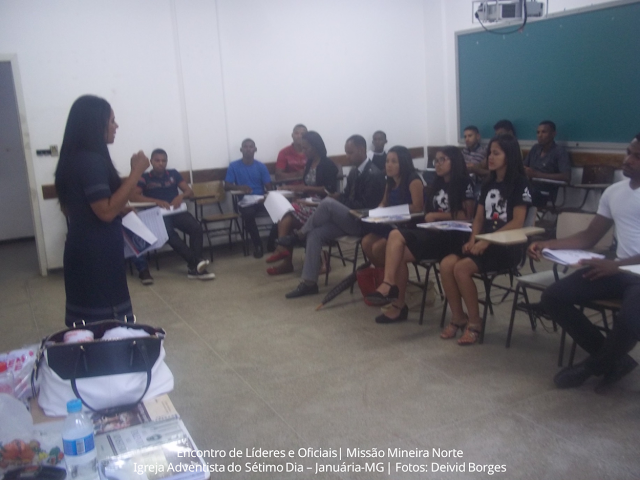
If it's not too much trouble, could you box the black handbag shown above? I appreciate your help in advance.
[33,317,172,415]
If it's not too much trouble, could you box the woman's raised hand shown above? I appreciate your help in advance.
[131,150,150,174]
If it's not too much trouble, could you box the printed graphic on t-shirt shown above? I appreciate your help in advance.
[465,183,475,199]
[485,188,507,223]
[522,186,532,203]
[433,189,449,212]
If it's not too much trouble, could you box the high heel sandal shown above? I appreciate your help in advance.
[440,317,468,339]
[365,281,399,306]
[457,324,482,345]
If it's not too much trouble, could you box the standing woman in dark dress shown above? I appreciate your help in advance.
[55,95,149,326]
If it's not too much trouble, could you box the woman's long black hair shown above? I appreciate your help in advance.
[484,133,525,198]
[54,95,121,211]
[426,146,469,217]
[385,145,417,204]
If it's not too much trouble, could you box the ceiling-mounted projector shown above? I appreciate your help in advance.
[474,1,544,23]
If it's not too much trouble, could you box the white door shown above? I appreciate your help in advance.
[0,61,34,241]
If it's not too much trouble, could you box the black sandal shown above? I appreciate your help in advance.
[365,281,399,306]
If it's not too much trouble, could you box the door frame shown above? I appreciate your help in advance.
[1,55,48,276]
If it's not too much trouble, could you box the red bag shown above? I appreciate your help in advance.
[357,267,385,305]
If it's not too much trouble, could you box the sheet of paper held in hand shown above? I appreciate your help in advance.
[123,207,169,258]
[620,265,640,276]
[160,202,188,216]
[237,195,265,208]
[122,211,158,258]
[264,191,294,223]
[361,204,411,223]
[541,248,605,266]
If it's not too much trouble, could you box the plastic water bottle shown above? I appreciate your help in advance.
[0,361,13,395]
[62,399,98,480]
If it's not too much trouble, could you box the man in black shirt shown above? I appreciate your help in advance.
[281,134,386,298]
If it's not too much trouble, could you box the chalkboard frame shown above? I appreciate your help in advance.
[456,0,638,149]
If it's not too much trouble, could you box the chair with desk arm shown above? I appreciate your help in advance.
[564,164,615,213]
[505,211,615,364]
[191,181,243,261]
[439,206,541,344]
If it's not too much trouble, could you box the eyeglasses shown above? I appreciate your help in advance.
[433,156,449,165]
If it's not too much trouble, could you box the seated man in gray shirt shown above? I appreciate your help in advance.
[524,120,571,208]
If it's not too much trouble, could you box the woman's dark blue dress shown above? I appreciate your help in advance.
[63,151,132,326]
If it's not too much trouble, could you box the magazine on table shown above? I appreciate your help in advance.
[96,419,209,480]
[417,221,472,232]
[541,249,605,266]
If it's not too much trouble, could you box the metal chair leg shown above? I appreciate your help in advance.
[506,283,522,348]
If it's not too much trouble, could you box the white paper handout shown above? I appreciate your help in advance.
[122,211,157,257]
[417,221,472,232]
[264,191,294,223]
[123,207,169,258]
[541,248,605,266]
[620,264,640,276]
[367,204,410,219]
[160,202,188,216]
[237,195,265,207]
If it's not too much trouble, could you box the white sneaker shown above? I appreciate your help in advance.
[196,259,210,274]
[187,268,216,280]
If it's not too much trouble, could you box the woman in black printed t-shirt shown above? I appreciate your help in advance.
[365,146,475,323]
[439,134,532,345]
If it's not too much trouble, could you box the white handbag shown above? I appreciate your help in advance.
[33,318,174,417]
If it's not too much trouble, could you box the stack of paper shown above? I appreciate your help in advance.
[541,249,604,266]
[361,204,411,223]
[417,221,472,232]
[122,208,169,258]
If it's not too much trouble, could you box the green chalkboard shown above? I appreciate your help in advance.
[457,1,639,144]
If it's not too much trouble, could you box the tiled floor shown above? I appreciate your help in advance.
[2,239,639,479]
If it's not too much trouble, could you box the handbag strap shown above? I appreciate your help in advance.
[30,338,48,399]
[69,340,154,414]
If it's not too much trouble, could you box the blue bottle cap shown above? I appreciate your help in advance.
[66,398,82,413]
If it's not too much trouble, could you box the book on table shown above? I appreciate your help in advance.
[417,221,472,232]
[541,248,604,266]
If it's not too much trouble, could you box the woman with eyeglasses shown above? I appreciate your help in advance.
[365,146,475,323]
